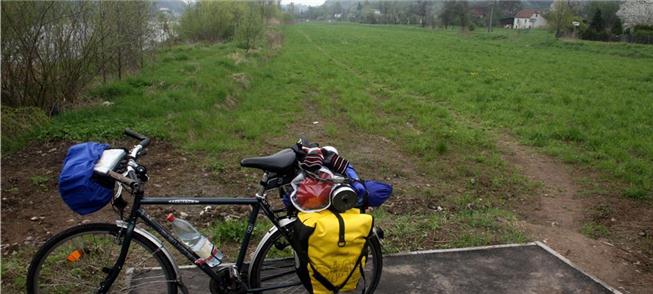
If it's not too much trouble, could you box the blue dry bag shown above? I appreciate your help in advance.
[59,142,113,215]
[363,180,393,207]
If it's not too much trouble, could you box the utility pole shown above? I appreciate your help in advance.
[487,0,495,32]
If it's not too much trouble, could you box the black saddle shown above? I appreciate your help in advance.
[240,149,296,173]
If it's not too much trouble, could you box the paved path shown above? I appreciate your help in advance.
[376,243,615,294]
[147,242,618,293]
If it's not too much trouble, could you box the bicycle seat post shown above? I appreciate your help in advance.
[256,172,269,199]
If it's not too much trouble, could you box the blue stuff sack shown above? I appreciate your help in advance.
[59,142,113,215]
[363,180,392,207]
[345,165,367,196]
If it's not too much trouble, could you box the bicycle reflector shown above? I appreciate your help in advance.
[66,249,83,262]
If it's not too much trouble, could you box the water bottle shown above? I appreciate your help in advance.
[166,213,223,267]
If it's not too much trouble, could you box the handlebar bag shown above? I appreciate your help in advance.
[293,209,373,294]
[59,142,113,215]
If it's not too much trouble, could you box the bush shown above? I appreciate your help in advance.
[178,0,273,49]
[1,1,153,114]
[627,25,653,44]
[235,3,264,49]
[581,29,610,41]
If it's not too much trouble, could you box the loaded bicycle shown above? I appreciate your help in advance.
[26,129,385,293]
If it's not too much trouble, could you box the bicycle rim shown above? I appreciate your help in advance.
[249,229,382,293]
[27,223,177,294]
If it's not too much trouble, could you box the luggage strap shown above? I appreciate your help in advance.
[331,210,346,247]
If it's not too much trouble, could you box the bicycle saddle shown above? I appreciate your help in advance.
[240,148,296,173]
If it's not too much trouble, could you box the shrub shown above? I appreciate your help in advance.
[235,3,265,49]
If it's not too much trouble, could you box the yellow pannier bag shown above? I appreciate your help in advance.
[295,208,373,294]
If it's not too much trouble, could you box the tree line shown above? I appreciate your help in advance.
[291,0,653,42]
[178,0,281,49]
[290,1,526,31]
[1,1,153,114]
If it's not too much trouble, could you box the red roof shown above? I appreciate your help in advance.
[515,9,540,19]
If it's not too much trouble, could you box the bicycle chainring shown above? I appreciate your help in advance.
[209,266,247,294]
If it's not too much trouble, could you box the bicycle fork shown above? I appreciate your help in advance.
[97,219,137,293]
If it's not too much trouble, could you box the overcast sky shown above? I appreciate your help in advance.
[280,0,326,7]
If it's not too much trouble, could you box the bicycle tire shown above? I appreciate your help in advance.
[248,226,383,293]
[26,223,178,294]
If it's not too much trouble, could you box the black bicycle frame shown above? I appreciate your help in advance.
[98,185,296,293]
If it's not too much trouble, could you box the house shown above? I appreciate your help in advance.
[513,9,547,29]
[501,17,515,28]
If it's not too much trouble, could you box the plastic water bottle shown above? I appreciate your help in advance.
[166,213,223,267]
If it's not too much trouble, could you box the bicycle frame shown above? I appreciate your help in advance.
[99,180,298,293]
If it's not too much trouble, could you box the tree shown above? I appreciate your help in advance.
[546,0,575,38]
[617,0,653,29]
[585,1,620,31]
[414,1,432,27]
[440,1,456,29]
[498,0,522,17]
[589,9,605,32]
[583,8,609,41]
[458,0,470,31]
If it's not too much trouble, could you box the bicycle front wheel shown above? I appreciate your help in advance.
[249,226,383,293]
[26,223,178,294]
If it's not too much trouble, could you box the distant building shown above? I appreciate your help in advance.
[501,17,515,28]
[513,9,547,29]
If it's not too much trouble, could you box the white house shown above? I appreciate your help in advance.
[513,9,547,29]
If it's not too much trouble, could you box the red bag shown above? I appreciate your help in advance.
[291,169,334,212]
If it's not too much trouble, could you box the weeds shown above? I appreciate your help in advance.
[581,222,610,239]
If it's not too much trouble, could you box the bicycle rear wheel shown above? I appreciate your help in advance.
[26,223,178,294]
[248,226,383,293]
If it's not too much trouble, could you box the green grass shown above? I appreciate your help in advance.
[580,222,610,239]
[288,24,653,198]
[34,41,301,156]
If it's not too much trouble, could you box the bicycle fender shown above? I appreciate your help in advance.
[116,220,189,294]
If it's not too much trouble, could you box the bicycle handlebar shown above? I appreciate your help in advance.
[124,128,150,148]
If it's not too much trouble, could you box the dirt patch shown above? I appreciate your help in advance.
[497,134,653,294]
[498,135,583,229]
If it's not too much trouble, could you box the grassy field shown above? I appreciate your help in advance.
[27,23,653,198]
[3,23,653,292]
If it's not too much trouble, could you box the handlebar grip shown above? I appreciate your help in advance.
[124,128,150,148]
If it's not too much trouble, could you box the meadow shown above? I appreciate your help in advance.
[2,22,653,292]
[23,23,653,199]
